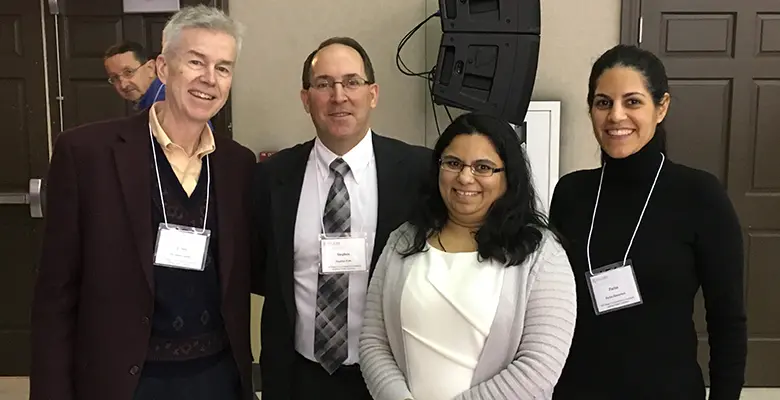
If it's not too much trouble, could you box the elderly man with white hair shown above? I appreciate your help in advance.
[30,5,256,400]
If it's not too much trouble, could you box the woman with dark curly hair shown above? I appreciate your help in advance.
[359,112,577,400]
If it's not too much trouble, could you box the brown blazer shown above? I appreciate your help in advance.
[30,110,256,400]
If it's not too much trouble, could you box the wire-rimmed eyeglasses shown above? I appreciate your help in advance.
[107,64,145,85]
[309,75,373,93]
[438,157,505,177]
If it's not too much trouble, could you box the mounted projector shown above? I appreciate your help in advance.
[432,0,541,126]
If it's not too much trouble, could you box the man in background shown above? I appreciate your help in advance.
[104,40,165,110]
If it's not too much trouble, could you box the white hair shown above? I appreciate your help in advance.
[162,5,245,58]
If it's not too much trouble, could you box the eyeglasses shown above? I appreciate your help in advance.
[107,63,144,85]
[439,158,505,177]
[309,75,373,93]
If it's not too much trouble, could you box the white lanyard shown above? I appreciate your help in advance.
[586,152,665,275]
[148,125,210,232]
[153,83,165,103]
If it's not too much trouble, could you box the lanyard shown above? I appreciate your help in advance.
[586,152,665,275]
[153,83,165,103]
[148,125,210,232]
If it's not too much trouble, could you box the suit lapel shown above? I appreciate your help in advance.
[114,114,154,292]
[272,141,313,325]
[211,143,235,298]
[371,134,406,274]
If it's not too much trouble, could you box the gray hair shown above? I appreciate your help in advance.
[162,5,245,58]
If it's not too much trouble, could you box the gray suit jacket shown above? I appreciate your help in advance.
[359,223,577,400]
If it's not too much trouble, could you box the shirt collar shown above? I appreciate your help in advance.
[149,102,216,159]
[135,77,165,111]
[314,128,374,185]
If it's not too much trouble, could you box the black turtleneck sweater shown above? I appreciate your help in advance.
[549,135,747,400]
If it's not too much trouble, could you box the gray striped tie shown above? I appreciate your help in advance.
[314,157,350,374]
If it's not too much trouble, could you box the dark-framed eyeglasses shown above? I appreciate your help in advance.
[107,63,145,85]
[309,75,373,93]
[438,157,505,177]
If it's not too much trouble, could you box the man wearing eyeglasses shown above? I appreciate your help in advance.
[250,37,431,400]
[104,41,165,110]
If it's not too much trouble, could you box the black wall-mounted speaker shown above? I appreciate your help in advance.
[433,0,541,126]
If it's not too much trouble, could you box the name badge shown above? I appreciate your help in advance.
[319,233,369,274]
[585,259,643,315]
[153,223,211,271]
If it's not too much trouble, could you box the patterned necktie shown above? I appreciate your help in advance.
[314,157,351,374]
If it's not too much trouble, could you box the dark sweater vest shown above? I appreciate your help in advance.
[144,139,227,374]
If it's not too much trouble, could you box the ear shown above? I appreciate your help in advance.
[300,89,311,114]
[144,59,156,76]
[368,83,379,109]
[155,54,168,85]
[656,92,671,124]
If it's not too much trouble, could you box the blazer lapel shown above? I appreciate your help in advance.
[371,134,406,274]
[114,114,154,292]
[211,144,235,298]
[272,141,313,326]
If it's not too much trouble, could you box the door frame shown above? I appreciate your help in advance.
[620,0,642,45]
[42,0,233,145]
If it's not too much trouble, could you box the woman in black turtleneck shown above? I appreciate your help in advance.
[549,44,747,400]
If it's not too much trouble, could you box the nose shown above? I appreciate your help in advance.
[456,167,476,184]
[200,67,217,85]
[330,84,348,103]
[119,80,132,91]
[608,103,627,122]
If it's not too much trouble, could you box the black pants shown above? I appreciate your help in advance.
[291,352,372,400]
[133,352,241,400]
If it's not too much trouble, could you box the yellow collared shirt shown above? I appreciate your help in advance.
[149,103,216,196]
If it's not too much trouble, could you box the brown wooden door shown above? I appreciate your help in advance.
[49,0,232,141]
[628,0,780,387]
[0,0,50,375]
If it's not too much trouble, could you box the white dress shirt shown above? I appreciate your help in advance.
[294,130,378,365]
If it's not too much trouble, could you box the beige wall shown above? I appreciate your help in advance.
[229,0,622,359]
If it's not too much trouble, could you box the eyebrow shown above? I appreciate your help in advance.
[313,73,361,80]
[114,65,141,73]
[594,91,647,99]
[442,155,498,165]
[186,50,234,66]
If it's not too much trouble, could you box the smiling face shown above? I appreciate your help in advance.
[300,43,378,147]
[156,27,236,123]
[590,66,670,159]
[438,134,507,227]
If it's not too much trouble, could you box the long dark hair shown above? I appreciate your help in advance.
[401,112,551,267]
[587,44,670,158]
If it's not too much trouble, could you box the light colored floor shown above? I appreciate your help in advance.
[1,377,778,399]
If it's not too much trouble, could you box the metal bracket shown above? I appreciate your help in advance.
[508,121,527,145]
[0,179,44,218]
[0,193,28,205]
[30,178,43,218]
[48,0,60,15]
